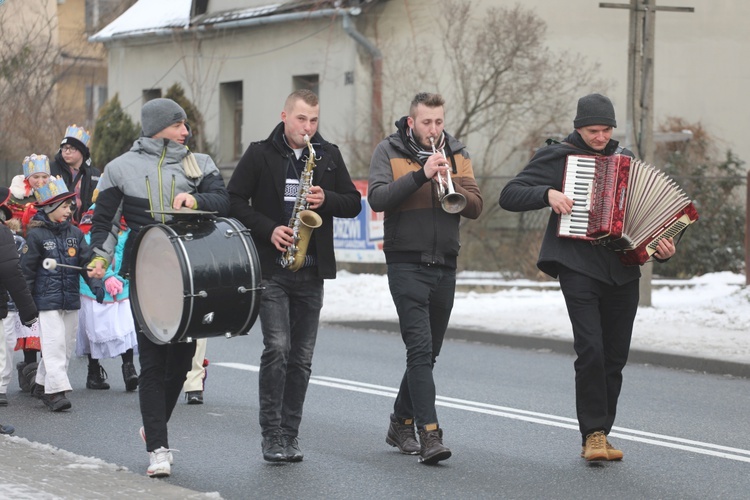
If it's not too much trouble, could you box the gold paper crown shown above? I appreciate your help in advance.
[23,154,51,178]
[34,176,73,205]
[63,124,91,147]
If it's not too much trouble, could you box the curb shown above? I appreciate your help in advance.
[331,320,750,379]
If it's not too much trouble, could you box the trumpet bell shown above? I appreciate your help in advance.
[441,193,467,214]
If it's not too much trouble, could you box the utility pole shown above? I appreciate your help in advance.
[600,0,694,306]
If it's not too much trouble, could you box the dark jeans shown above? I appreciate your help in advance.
[387,263,456,429]
[136,326,196,452]
[258,267,323,438]
[557,267,639,444]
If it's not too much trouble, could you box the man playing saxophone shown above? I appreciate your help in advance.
[228,89,361,462]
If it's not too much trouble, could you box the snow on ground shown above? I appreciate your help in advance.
[321,271,750,363]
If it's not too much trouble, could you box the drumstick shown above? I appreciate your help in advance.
[42,258,84,271]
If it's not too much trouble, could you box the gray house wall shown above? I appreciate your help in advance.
[98,0,749,175]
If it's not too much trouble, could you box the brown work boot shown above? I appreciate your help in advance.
[386,414,420,455]
[581,437,625,461]
[418,424,451,465]
[583,431,608,461]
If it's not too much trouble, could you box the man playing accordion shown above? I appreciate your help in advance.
[499,93,677,462]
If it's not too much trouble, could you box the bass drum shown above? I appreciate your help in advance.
[130,217,261,344]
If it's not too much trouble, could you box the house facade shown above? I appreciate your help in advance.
[90,0,749,178]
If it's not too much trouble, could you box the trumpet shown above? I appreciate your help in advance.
[429,137,467,214]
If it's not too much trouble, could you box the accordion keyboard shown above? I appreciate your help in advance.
[558,155,596,238]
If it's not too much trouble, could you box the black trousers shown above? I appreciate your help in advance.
[387,263,456,429]
[557,267,639,444]
[136,326,196,452]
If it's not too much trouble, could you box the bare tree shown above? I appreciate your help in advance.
[0,1,63,161]
[0,0,112,163]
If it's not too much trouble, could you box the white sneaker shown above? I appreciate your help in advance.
[140,426,173,464]
[147,447,172,477]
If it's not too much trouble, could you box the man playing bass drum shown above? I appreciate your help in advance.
[228,89,361,463]
[87,98,229,478]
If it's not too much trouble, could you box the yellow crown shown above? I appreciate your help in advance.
[34,176,71,205]
[23,154,51,178]
[63,124,91,147]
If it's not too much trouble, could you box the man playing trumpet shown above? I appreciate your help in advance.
[368,92,482,464]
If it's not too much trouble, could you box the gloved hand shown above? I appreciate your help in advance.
[92,286,105,304]
[105,276,124,297]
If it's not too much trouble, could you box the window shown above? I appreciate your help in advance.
[219,81,243,161]
[142,88,162,103]
[293,74,319,96]
[86,85,108,122]
[192,0,209,17]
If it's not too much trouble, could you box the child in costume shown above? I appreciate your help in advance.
[8,154,51,236]
[76,206,139,391]
[20,177,103,411]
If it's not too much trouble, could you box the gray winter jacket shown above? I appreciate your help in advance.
[89,137,229,270]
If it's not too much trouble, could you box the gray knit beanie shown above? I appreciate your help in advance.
[573,93,617,128]
[140,98,188,137]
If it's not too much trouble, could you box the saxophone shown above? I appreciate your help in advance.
[281,134,323,272]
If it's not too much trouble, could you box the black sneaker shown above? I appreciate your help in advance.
[122,362,138,392]
[16,362,30,392]
[282,435,304,462]
[185,391,203,404]
[386,414,420,455]
[418,426,452,465]
[261,432,286,462]
[0,393,7,407]
[86,365,110,390]
[41,392,72,412]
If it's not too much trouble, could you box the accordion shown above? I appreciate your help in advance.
[558,154,698,266]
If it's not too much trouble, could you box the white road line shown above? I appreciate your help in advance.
[213,362,750,463]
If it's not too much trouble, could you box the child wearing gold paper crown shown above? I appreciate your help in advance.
[8,154,51,236]
[8,155,51,393]
[20,177,104,412]
[51,125,100,225]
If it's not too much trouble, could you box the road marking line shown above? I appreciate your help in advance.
[214,363,750,463]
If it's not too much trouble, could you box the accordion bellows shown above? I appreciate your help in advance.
[558,154,699,266]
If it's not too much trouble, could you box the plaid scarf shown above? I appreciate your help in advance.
[406,129,446,165]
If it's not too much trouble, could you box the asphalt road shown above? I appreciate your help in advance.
[3,323,750,499]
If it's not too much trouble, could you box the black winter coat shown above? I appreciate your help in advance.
[499,131,641,285]
[0,224,37,322]
[227,122,361,279]
[21,213,96,311]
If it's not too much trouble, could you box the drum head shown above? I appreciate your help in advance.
[131,226,186,344]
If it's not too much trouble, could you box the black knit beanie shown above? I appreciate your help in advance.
[573,93,617,128]
[60,136,90,159]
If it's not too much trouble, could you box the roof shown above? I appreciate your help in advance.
[89,0,351,43]
[89,0,193,42]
